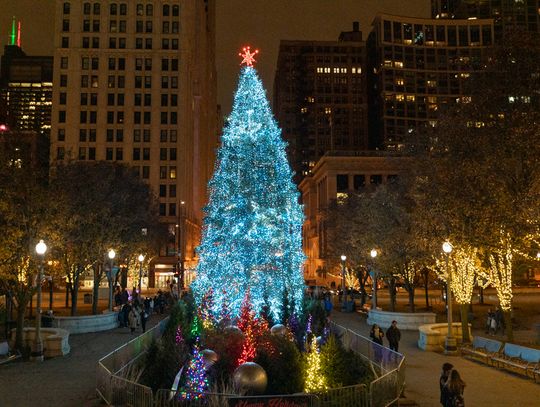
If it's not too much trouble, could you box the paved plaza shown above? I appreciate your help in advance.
[0,315,165,407]
[331,311,540,406]
[1,308,539,406]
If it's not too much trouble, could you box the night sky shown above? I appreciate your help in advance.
[1,0,429,115]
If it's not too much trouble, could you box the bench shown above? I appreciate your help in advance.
[491,343,540,379]
[461,336,503,365]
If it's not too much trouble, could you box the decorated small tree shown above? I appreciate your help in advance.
[192,47,305,321]
[304,337,327,393]
[179,341,209,400]
[238,291,269,365]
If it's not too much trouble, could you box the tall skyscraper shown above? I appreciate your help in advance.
[274,22,368,184]
[431,0,540,38]
[0,42,53,137]
[368,14,494,150]
[50,0,217,287]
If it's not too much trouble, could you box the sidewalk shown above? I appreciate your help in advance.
[331,311,540,406]
[0,314,166,407]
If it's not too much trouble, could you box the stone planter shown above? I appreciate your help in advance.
[367,309,437,330]
[417,322,472,351]
[52,310,119,334]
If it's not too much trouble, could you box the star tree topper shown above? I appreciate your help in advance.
[239,46,259,67]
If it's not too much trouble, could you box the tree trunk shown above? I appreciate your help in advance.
[92,265,99,315]
[504,310,513,342]
[70,277,79,316]
[65,282,70,308]
[408,287,416,313]
[479,286,484,305]
[14,302,27,352]
[423,269,430,309]
[388,278,396,312]
[460,303,470,343]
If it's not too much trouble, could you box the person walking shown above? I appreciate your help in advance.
[386,320,401,352]
[370,323,384,362]
[444,369,465,407]
[370,323,384,345]
[439,363,454,406]
[128,303,140,334]
[323,293,333,316]
[140,305,148,333]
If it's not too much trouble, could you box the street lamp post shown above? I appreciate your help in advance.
[179,200,185,295]
[138,254,145,294]
[340,255,347,311]
[32,239,47,362]
[443,241,457,355]
[370,249,378,310]
[108,249,116,312]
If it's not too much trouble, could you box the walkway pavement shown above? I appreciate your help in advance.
[331,310,540,407]
[0,314,166,407]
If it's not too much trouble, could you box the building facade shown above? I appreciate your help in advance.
[0,45,53,137]
[50,0,217,288]
[299,151,410,286]
[273,22,368,185]
[368,14,494,150]
[431,0,540,38]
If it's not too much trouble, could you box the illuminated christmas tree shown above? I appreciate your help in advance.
[192,47,305,320]
[179,341,209,400]
[304,337,327,393]
[237,291,269,365]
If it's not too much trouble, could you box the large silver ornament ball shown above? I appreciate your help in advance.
[270,323,287,336]
[233,362,268,394]
[224,325,244,337]
[201,349,218,368]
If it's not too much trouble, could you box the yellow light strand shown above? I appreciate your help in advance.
[304,338,328,393]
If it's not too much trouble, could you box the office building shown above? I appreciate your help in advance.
[274,22,368,185]
[368,14,494,150]
[431,0,540,38]
[0,42,53,137]
[299,151,410,285]
[50,0,218,288]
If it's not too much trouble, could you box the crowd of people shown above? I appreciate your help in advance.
[114,287,171,334]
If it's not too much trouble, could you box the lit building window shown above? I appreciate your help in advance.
[427,80,437,88]
[395,78,404,86]
[394,61,403,68]
[406,95,415,101]
[395,94,404,101]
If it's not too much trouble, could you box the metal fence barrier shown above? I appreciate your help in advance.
[96,318,404,407]
[329,321,406,407]
[96,317,169,405]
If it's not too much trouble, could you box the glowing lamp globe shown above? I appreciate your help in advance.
[35,240,47,255]
[442,242,453,254]
[108,249,116,260]
[138,254,145,262]
[370,249,378,258]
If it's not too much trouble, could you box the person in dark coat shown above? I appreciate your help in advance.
[370,324,384,345]
[439,363,454,406]
[444,369,465,407]
[386,320,401,352]
[370,323,384,362]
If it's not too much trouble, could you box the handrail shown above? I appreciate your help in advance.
[329,321,406,407]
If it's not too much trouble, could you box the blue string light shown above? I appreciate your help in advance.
[192,66,305,321]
